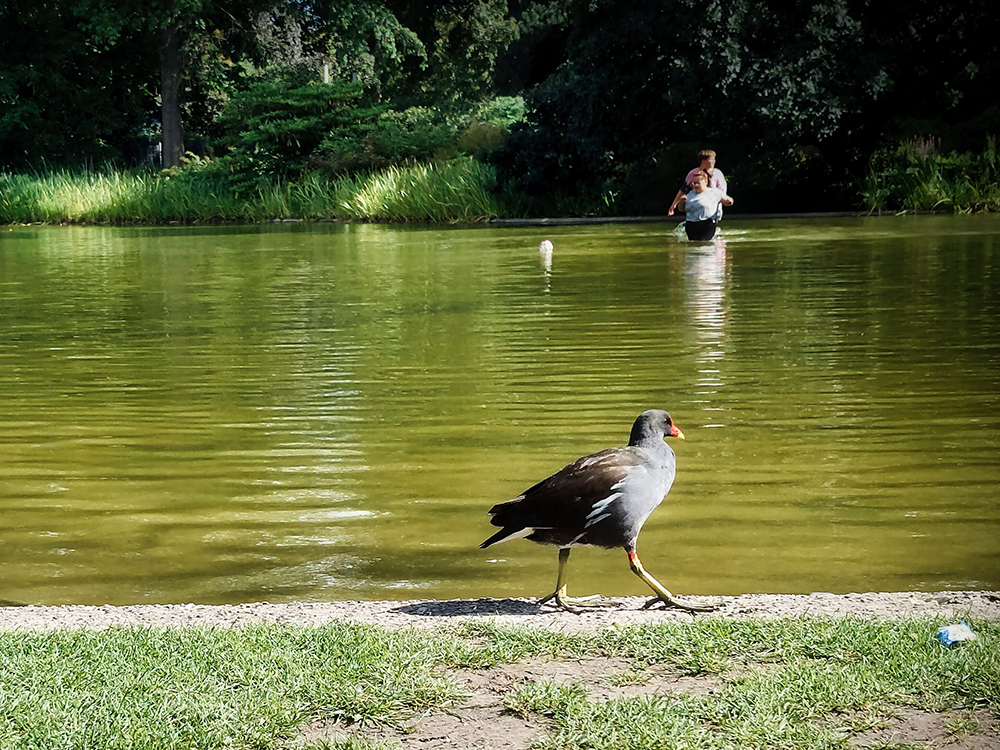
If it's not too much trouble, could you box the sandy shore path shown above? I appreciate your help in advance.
[1,591,998,632]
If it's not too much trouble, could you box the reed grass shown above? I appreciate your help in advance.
[0,157,510,225]
[0,617,996,749]
[0,168,258,224]
[330,159,504,222]
[861,136,1000,214]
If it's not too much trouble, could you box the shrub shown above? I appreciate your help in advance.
[311,96,526,176]
[861,135,1000,213]
[217,74,382,191]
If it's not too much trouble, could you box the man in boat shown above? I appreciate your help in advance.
[668,149,728,216]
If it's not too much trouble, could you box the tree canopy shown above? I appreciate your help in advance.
[1,0,996,210]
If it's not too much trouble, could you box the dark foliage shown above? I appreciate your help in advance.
[493,0,887,210]
[493,0,1000,212]
[0,1,158,167]
[217,73,383,188]
[388,0,518,104]
[2,0,998,214]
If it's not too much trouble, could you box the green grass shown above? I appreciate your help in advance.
[329,159,505,223]
[0,617,996,749]
[0,157,510,225]
[861,136,1000,214]
[0,168,259,224]
[0,624,462,749]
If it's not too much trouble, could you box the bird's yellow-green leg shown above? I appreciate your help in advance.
[538,548,616,613]
[626,548,714,612]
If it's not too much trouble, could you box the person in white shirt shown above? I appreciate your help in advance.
[684,169,733,241]
[668,149,728,217]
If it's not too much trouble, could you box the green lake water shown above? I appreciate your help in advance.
[1,216,998,605]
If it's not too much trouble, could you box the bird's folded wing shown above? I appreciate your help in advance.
[490,448,643,528]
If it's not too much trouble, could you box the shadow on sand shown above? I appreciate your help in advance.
[392,598,546,617]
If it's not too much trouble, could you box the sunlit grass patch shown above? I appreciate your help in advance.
[0,624,462,749]
[493,618,999,750]
[0,617,996,749]
[0,168,256,224]
[504,679,589,720]
[600,668,652,687]
[0,157,509,225]
[330,158,504,223]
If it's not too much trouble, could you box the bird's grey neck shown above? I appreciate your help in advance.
[629,433,666,449]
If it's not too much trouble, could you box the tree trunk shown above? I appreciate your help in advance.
[160,24,184,168]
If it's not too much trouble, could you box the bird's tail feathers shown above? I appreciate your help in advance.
[480,526,538,548]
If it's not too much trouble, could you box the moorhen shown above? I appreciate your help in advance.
[481,409,710,612]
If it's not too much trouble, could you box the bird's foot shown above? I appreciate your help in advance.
[641,595,716,613]
[538,592,618,614]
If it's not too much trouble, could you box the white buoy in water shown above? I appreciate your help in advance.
[539,239,553,270]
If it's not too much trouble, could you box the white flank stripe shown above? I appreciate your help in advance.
[584,512,611,528]
[586,493,620,520]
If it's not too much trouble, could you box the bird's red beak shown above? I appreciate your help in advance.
[669,425,685,440]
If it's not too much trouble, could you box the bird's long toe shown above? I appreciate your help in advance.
[538,592,618,613]
[538,590,579,613]
[641,595,715,613]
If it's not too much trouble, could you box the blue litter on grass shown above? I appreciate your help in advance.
[936,621,977,646]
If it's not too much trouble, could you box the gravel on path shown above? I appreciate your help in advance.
[1,591,997,632]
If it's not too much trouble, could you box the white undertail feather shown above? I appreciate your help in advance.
[493,527,540,544]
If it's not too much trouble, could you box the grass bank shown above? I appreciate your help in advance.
[5,142,1000,225]
[862,137,1000,214]
[0,157,509,225]
[0,617,996,749]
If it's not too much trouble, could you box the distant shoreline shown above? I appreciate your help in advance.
[12,210,995,229]
[488,211,867,225]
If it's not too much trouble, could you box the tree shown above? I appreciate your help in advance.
[143,1,280,167]
[0,0,158,166]
[217,72,382,186]
[0,0,218,167]
[854,0,1000,151]
[294,0,425,98]
[492,0,885,208]
[56,0,190,167]
[387,0,518,104]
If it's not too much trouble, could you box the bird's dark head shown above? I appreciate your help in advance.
[629,409,685,446]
